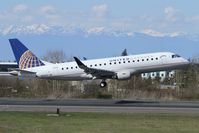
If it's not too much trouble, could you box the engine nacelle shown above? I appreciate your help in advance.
[116,71,131,80]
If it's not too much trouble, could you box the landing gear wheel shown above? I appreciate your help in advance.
[100,81,107,88]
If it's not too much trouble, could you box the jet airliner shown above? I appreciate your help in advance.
[9,39,189,87]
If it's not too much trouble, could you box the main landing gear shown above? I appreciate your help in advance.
[100,80,107,88]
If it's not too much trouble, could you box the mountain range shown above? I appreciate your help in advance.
[0,25,199,61]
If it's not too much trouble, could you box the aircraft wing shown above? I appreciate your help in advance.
[74,57,116,79]
[0,72,13,76]
[0,62,18,76]
[0,62,18,69]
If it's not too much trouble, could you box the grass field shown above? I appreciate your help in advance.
[0,112,199,133]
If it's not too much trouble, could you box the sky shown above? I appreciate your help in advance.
[1,0,199,61]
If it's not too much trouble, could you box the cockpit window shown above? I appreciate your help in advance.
[172,54,180,58]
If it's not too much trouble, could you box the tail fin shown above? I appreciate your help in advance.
[9,39,45,70]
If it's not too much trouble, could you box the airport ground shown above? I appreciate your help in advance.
[1,99,199,113]
[0,99,199,133]
[1,63,199,132]
[0,112,199,133]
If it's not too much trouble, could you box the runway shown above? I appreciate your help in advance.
[0,98,199,113]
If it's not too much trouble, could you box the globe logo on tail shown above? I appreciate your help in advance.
[19,50,44,69]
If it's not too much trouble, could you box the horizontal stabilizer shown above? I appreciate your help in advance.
[9,68,36,77]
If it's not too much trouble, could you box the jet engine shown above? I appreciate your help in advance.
[116,71,131,80]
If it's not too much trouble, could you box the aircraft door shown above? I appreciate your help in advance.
[160,55,168,65]
[51,66,59,76]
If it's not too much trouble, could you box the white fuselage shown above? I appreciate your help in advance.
[25,52,189,80]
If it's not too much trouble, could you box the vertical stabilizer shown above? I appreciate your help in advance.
[9,39,45,70]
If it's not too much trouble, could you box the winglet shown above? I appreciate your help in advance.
[121,49,128,56]
[74,57,86,69]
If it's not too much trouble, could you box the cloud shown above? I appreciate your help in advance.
[21,16,34,23]
[164,6,178,22]
[13,4,28,13]
[92,4,108,18]
[40,5,55,14]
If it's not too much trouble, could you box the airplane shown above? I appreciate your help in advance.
[0,62,18,76]
[8,38,189,88]
[0,49,126,77]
